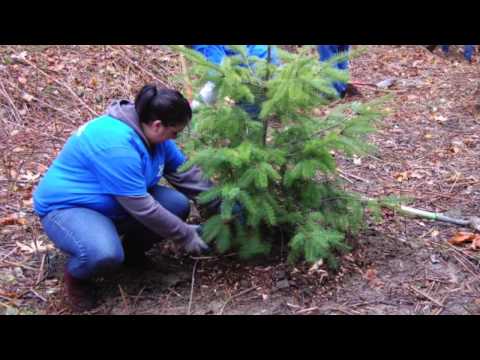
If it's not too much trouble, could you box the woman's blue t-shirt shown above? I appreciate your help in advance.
[33,115,186,219]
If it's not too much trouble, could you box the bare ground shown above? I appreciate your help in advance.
[1,45,480,315]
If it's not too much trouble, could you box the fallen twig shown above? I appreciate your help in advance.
[409,285,444,307]
[35,254,46,285]
[29,288,47,302]
[0,301,10,308]
[333,307,361,315]
[0,260,37,271]
[449,251,479,278]
[338,173,354,184]
[187,259,199,315]
[295,306,320,315]
[168,288,185,299]
[218,286,259,315]
[132,286,146,309]
[189,253,237,261]
[0,248,17,262]
[338,169,370,183]
[0,293,16,303]
[350,81,404,93]
[0,79,24,124]
[118,284,130,314]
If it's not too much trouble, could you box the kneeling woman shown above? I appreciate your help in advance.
[33,85,211,311]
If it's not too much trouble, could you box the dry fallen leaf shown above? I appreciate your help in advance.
[364,268,377,282]
[410,171,424,180]
[449,146,461,154]
[447,171,463,183]
[0,213,27,226]
[449,232,475,245]
[463,138,475,147]
[0,215,17,226]
[471,237,480,251]
[394,171,409,182]
[17,218,28,226]
[448,232,480,251]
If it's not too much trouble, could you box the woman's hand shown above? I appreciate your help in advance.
[183,225,209,254]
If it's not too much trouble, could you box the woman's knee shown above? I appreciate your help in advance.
[151,186,191,220]
[88,247,125,274]
[168,192,190,220]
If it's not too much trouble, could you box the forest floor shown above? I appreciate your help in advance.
[1,45,480,315]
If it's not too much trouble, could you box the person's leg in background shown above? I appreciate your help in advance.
[333,45,350,97]
[317,45,352,98]
[441,45,474,63]
[464,45,475,63]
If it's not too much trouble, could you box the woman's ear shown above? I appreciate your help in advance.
[152,120,163,131]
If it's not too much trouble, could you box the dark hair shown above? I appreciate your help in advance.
[135,85,192,127]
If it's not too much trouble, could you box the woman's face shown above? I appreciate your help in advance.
[142,120,186,144]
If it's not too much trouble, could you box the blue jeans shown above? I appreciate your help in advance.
[238,101,262,120]
[40,185,190,280]
[317,45,351,96]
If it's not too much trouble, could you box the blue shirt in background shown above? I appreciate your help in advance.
[191,45,280,65]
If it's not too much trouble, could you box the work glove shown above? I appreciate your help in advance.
[183,224,209,254]
[191,81,217,110]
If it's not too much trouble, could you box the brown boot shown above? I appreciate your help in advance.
[63,267,96,312]
[344,83,362,97]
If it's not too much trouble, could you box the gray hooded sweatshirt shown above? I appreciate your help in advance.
[105,100,215,242]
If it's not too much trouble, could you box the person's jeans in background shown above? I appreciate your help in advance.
[316,45,351,97]
[441,45,475,62]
